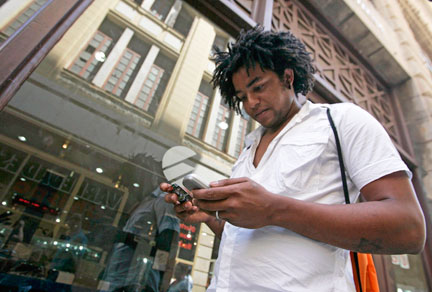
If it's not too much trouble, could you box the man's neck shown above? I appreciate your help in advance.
[253,101,302,167]
[263,99,302,140]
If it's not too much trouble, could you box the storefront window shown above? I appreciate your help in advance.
[0,90,221,291]
[0,1,228,291]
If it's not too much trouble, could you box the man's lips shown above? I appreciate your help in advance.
[255,108,268,119]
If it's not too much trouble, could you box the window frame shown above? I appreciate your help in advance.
[186,91,211,139]
[69,30,113,80]
[0,0,94,111]
[133,64,165,112]
[103,47,142,98]
[211,102,233,152]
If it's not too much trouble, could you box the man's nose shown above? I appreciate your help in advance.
[246,92,260,108]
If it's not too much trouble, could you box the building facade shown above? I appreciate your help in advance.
[0,0,431,291]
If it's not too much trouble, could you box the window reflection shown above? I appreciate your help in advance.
[68,16,176,117]
[212,101,232,152]
[0,116,200,290]
[186,80,213,139]
[0,0,228,291]
[234,110,253,157]
[0,108,212,290]
[150,0,175,21]
[69,21,119,81]
[101,186,180,291]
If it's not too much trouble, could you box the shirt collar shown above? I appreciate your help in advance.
[244,100,321,147]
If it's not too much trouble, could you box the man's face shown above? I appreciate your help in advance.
[232,65,298,134]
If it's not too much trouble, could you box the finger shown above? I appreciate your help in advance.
[160,182,173,192]
[210,177,249,188]
[174,200,194,213]
[191,187,231,201]
[215,210,227,221]
[177,208,200,223]
[193,180,247,200]
[163,183,189,205]
[164,193,179,204]
[194,199,225,212]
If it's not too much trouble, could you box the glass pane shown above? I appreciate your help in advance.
[149,73,156,81]
[119,81,127,89]
[114,88,122,96]
[117,63,126,71]
[173,5,194,37]
[135,99,144,108]
[124,51,132,59]
[145,79,154,87]
[125,69,133,76]
[105,83,114,91]
[142,86,151,94]
[69,28,115,81]
[0,2,247,292]
[150,0,175,21]
[113,70,122,78]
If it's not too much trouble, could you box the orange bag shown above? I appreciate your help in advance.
[350,252,380,292]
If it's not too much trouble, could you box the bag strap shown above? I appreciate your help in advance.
[326,108,363,292]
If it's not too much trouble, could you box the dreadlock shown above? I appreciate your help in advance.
[211,26,316,114]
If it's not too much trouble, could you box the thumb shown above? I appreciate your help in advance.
[210,177,248,187]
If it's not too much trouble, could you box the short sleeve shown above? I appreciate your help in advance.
[333,103,411,190]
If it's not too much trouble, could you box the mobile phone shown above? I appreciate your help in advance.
[170,183,192,203]
[183,174,209,190]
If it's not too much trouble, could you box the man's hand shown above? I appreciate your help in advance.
[161,182,212,224]
[192,177,275,229]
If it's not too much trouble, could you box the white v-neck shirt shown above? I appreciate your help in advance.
[207,101,410,292]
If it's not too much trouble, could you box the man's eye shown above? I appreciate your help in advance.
[254,85,263,92]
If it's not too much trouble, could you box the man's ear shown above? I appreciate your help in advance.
[283,69,294,89]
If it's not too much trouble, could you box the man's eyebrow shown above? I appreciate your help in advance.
[234,77,261,95]
[246,77,261,88]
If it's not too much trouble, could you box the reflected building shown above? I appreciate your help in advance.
[0,0,431,292]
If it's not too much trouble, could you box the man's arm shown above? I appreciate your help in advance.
[194,173,425,254]
[272,171,425,254]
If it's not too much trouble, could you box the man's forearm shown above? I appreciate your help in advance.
[269,195,425,254]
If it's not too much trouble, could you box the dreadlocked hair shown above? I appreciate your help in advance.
[211,26,316,114]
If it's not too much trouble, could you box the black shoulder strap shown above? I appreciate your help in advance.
[326,108,350,204]
[326,107,362,292]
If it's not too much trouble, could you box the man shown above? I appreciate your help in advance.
[102,187,180,292]
[161,26,425,291]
